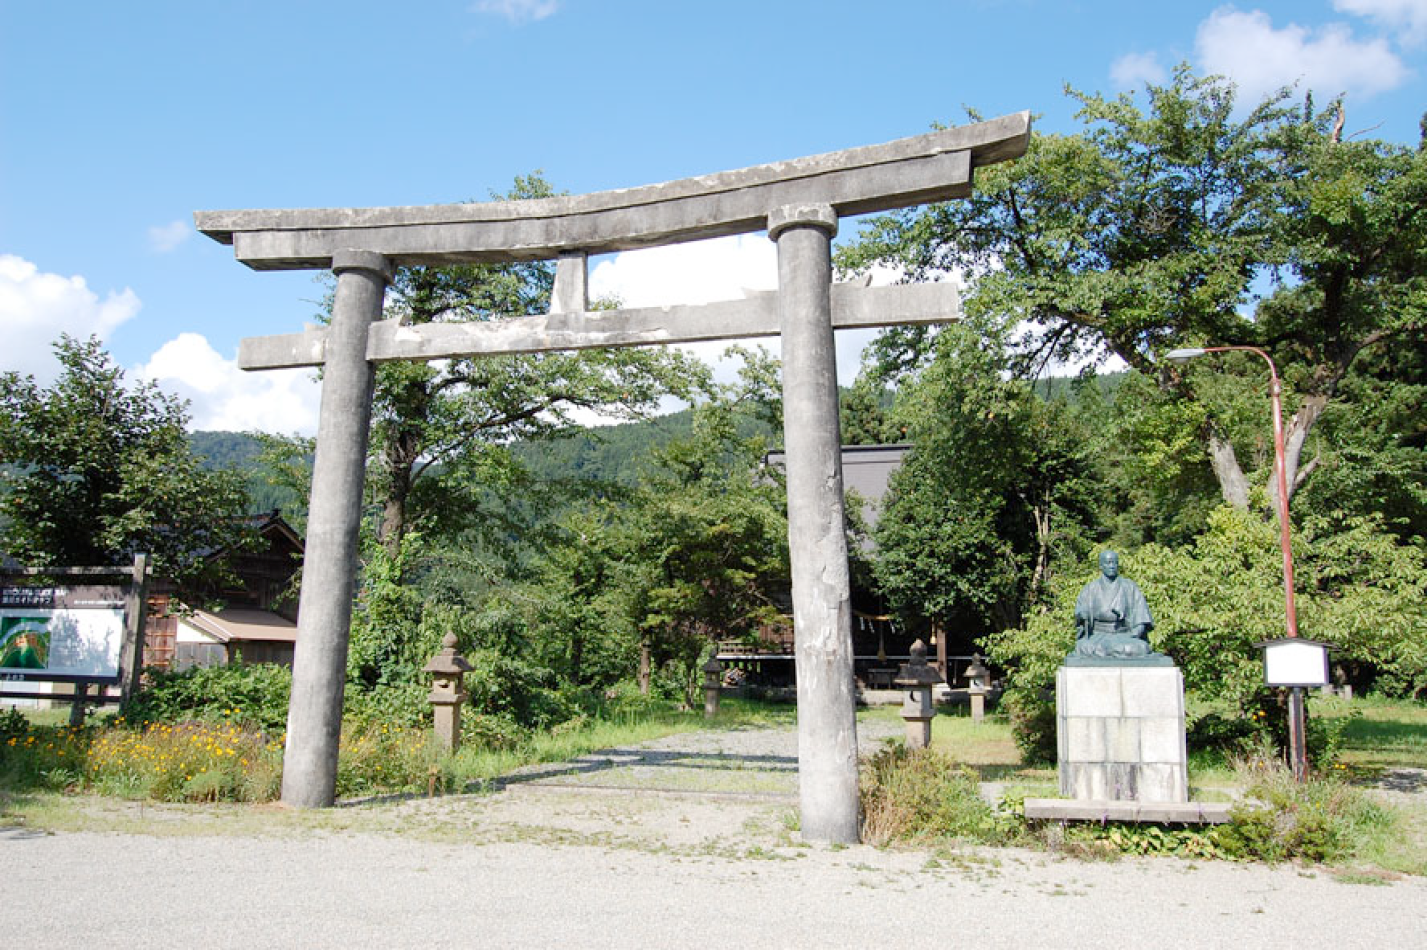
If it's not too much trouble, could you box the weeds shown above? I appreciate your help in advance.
[859,743,1021,847]
[336,723,443,797]
[1214,759,1395,864]
[86,719,282,802]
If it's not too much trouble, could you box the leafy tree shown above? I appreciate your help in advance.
[871,323,1102,635]
[349,174,708,558]
[839,375,901,446]
[1292,343,1427,543]
[0,336,255,594]
[496,350,789,700]
[624,397,789,699]
[1250,109,1427,516]
[838,66,1426,523]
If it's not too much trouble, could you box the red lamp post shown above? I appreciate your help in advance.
[1167,345,1308,780]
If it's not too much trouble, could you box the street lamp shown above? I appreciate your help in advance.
[1165,345,1310,780]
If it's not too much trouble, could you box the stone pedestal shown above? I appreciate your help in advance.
[1056,665,1187,803]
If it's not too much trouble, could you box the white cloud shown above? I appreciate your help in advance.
[1110,51,1169,90]
[1335,0,1427,45]
[0,254,141,381]
[137,332,322,435]
[147,220,192,253]
[590,233,778,308]
[1195,7,1409,104]
[472,0,558,24]
[589,234,890,390]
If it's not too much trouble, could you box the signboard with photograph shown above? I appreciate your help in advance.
[0,586,127,683]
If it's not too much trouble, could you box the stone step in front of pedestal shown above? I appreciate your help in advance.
[1023,798,1233,824]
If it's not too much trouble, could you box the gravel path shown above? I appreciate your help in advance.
[3,721,1424,949]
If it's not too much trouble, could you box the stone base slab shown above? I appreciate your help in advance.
[1023,798,1231,824]
[1057,664,1188,803]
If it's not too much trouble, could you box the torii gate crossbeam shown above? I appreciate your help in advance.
[197,112,1030,843]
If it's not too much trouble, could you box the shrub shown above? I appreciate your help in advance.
[1000,688,1057,766]
[122,663,292,731]
[1054,822,1230,860]
[0,707,30,743]
[1186,709,1262,758]
[343,681,431,729]
[335,721,443,797]
[0,722,89,791]
[460,712,526,751]
[464,647,578,729]
[1214,764,1393,864]
[859,743,1016,847]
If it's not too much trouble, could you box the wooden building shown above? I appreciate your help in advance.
[144,510,303,671]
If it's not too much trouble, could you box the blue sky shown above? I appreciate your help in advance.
[3,0,1424,434]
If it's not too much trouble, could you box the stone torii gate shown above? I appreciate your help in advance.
[196,112,1030,842]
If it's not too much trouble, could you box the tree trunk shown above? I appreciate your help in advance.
[376,426,421,558]
[638,639,652,695]
[1207,428,1251,511]
[569,630,584,687]
[1268,393,1327,520]
[378,473,410,557]
[1029,497,1051,600]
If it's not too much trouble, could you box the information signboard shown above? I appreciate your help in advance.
[0,585,126,684]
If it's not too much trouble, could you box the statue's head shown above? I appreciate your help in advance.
[1098,550,1120,579]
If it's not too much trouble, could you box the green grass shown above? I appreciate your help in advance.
[1323,695,1427,771]
[7,706,75,728]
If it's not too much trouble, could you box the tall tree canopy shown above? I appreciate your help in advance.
[0,336,254,593]
[871,323,1102,634]
[355,174,708,558]
[838,66,1426,522]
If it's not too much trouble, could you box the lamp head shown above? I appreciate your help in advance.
[1165,347,1207,362]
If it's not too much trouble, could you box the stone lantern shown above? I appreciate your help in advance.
[702,655,725,718]
[424,632,474,752]
[964,654,992,724]
[894,639,942,749]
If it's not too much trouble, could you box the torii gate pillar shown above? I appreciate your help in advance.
[282,249,392,807]
[770,204,859,842]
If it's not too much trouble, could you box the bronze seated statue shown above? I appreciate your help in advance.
[1067,551,1172,666]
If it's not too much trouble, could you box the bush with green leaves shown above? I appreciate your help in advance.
[0,707,29,743]
[859,743,1019,847]
[464,646,579,729]
[984,507,1427,763]
[122,662,293,731]
[1214,767,1394,864]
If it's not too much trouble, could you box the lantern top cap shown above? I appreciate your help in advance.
[896,640,942,686]
[423,633,473,675]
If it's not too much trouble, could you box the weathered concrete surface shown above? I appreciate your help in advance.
[1057,665,1189,804]
[550,251,589,313]
[773,204,859,843]
[195,113,1029,269]
[237,280,961,370]
[1024,798,1232,824]
[281,250,392,809]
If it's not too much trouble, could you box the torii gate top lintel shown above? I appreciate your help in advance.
[195,112,1030,272]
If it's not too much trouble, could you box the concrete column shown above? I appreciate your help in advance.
[282,249,393,808]
[769,203,860,844]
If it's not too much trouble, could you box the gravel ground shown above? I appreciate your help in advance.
[4,721,1424,949]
